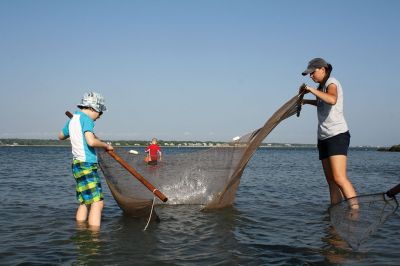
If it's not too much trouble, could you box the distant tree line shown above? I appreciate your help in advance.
[0,138,319,148]
[0,138,223,147]
[377,144,400,152]
[0,138,153,146]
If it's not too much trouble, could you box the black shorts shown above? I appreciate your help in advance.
[318,131,350,160]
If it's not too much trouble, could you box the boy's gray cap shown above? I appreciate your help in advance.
[302,58,329,76]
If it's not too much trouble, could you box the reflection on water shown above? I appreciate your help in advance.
[0,147,399,265]
[71,223,103,264]
[320,215,362,264]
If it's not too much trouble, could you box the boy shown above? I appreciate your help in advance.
[59,92,113,228]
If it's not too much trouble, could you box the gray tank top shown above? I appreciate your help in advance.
[317,77,349,140]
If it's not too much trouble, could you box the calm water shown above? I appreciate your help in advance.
[0,146,399,265]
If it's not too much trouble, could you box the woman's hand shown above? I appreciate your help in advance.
[299,83,309,94]
[304,84,316,93]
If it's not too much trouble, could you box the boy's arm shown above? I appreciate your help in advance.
[84,131,113,151]
[58,131,68,140]
[59,121,70,140]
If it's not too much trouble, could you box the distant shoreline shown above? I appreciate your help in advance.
[0,138,315,148]
[0,138,395,150]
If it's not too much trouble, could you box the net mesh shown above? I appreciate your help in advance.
[97,91,305,217]
[328,193,399,249]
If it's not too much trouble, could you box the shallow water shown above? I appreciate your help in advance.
[0,146,399,265]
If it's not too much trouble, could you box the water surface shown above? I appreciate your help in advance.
[0,146,399,265]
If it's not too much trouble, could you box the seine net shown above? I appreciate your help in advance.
[97,91,305,217]
[328,190,399,250]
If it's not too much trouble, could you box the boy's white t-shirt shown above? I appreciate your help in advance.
[62,111,98,163]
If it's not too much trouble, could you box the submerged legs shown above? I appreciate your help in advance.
[75,200,104,228]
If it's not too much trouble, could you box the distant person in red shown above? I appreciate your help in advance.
[145,138,162,165]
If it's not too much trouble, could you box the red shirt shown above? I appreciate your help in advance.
[145,144,161,160]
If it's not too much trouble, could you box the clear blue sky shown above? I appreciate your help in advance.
[0,0,399,146]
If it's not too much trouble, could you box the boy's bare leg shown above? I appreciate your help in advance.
[88,200,104,227]
[76,204,88,222]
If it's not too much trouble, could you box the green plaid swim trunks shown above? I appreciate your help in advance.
[72,160,104,205]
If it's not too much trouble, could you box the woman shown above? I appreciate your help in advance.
[301,58,357,205]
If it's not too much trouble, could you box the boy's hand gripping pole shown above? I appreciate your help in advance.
[65,111,168,202]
